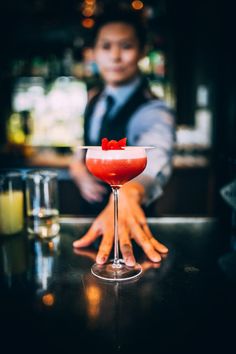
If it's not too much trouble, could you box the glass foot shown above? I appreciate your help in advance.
[91,259,142,281]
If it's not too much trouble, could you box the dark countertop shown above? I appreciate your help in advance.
[0,217,236,354]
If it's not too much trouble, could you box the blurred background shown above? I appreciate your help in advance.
[0,0,235,218]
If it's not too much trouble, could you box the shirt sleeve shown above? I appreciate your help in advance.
[127,100,175,206]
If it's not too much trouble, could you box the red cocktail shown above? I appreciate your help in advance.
[84,143,150,281]
[86,148,147,187]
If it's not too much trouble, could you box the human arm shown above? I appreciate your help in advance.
[69,156,107,203]
[72,100,174,264]
[127,100,175,205]
[73,180,168,266]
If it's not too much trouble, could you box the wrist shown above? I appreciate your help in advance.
[119,181,145,204]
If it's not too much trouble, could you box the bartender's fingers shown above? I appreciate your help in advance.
[150,236,168,254]
[132,204,147,226]
[96,230,114,264]
[73,225,101,248]
[130,204,169,254]
[119,226,136,266]
[142,224,169,254]
[130,221,162,262]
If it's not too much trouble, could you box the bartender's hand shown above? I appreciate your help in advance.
[70,160,107,203]
[73,181,168,266]
[74,247,162,271]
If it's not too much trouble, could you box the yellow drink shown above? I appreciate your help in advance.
[0,190,24,235]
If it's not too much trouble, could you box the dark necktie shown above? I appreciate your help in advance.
[99,95,115,140]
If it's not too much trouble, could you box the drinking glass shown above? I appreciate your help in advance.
[25,170,60,239]
[85,146,149,281]
[0,171,24,236]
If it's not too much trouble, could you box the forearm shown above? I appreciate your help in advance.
[126,101,175,205]
[69,159,87,180]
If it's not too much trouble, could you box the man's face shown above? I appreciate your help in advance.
[94,22,144,86]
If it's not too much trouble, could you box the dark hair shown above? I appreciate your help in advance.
[92,7,147,50]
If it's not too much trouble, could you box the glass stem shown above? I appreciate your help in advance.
[112,187,120,267]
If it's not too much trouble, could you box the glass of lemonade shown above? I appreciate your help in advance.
[25,170,60,239]
[0,171,24,236]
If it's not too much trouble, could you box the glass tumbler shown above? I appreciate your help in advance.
[0,171,24,236]
[25,170,60,239]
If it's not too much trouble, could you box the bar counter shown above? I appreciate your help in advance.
[1,217,236,354]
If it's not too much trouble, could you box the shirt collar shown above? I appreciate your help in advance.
[103,76,142,107]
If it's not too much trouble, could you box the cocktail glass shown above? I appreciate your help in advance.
[85,146,149,281]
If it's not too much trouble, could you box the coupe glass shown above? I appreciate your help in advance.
[85,146,149,281]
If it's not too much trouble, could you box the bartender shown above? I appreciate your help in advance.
[70,7,175,266]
